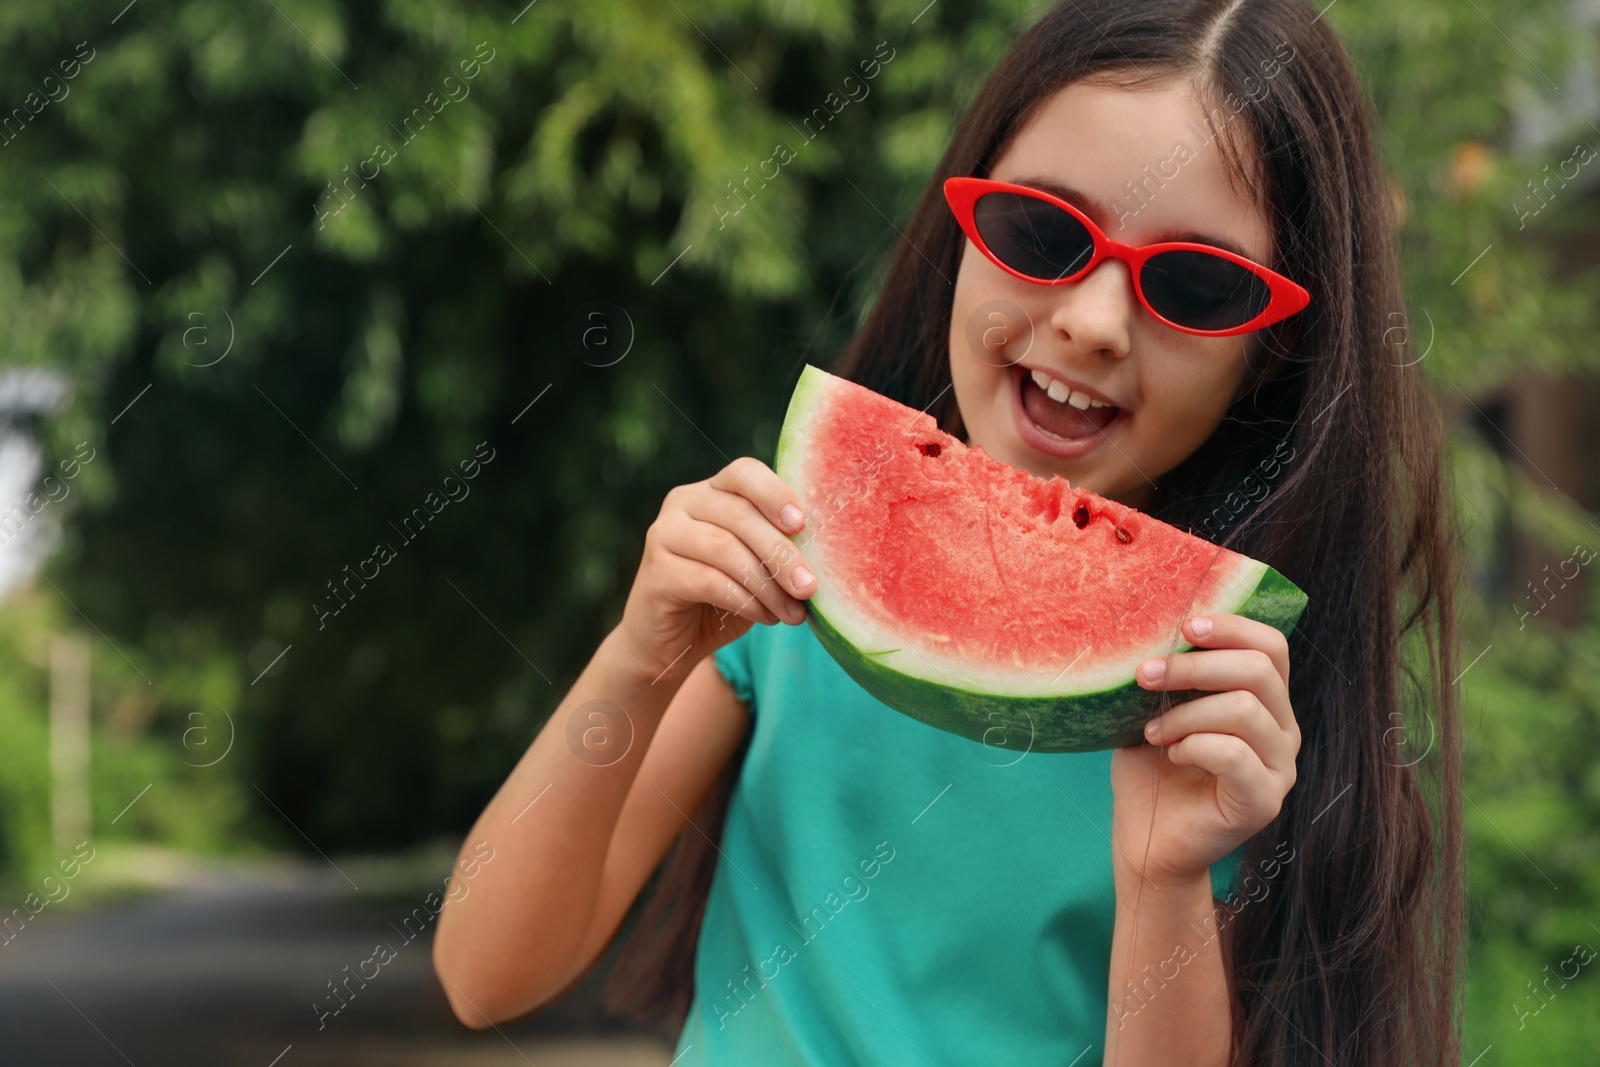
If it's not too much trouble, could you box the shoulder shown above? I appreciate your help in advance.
[711,619,819,711]
[710,621,772,706]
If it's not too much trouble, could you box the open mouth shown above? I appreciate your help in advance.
[1021,374,1118,439]
[1011,364,1126,457]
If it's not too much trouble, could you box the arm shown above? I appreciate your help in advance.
[1106,611,1300,1065]
[433,456,816,1028]
[433,639,750,1027]
[1104,875,1232,1065]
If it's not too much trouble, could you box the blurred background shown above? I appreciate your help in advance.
[0,0,1596,1062]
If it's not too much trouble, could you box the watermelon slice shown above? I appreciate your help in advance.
[774,364,1308,754]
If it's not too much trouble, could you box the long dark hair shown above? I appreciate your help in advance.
[608,2,1465,1063]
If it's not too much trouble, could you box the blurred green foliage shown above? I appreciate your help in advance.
[0,0,1596,1051]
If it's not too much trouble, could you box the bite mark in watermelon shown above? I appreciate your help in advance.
[774,364,1309,753]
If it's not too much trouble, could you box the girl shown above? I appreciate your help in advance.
[433,0,1464,1063]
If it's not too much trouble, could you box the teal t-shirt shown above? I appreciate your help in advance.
[671,617,1245,1065]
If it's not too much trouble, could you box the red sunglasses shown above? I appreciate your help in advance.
[944,176,1311,337]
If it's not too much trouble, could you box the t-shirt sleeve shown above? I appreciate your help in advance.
[1209,842,1246,901]
[711,627,758,710]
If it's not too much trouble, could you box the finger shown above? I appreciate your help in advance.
[1137,646,1293,733]
[688,484,816,605]
[708,456,809,539]
[1162,732,1285,821]
[669,553,782,627]
[666,518,806,625]
[1143,689,1297,776]
[1181,613,1290,687]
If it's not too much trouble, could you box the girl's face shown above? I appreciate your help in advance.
[948,78,1276,510]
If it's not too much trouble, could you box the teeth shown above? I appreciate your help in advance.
[1029,368,1110,410]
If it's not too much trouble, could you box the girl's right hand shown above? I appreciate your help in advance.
[614,456,816,685]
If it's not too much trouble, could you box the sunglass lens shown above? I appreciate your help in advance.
[1141,250,1273,331]
[972,192,1095,282]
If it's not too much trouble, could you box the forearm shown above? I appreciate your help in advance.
[1104,873,1232,1066]
[433,624,686,1023]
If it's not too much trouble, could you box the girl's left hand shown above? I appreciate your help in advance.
[1109,612,1300,891]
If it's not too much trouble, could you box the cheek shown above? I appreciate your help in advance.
[951,247,1040,370]
[947,263,1021,445]
[1137,341,1249,446]
[949,244,991,356]
[948,251,996,386]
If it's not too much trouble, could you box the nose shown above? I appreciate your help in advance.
[1045,257,1135,358]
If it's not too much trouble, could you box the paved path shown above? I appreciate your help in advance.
[0,857,678,1065]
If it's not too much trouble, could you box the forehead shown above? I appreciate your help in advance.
[988,78,1274,261]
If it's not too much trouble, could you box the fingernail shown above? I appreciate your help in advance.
[1141,659,1165,683]
[1144,719,1161,740]
[794,566,814,588]
[1190,615,1213,637]
[780,504,803,530]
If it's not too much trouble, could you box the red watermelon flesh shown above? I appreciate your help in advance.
[774,363,1308,753]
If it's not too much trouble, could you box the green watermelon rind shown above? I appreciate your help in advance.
[777,364,1311,754]
[803,566,1307,753]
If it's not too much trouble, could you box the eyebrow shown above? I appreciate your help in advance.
[1008,175,1260,262]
